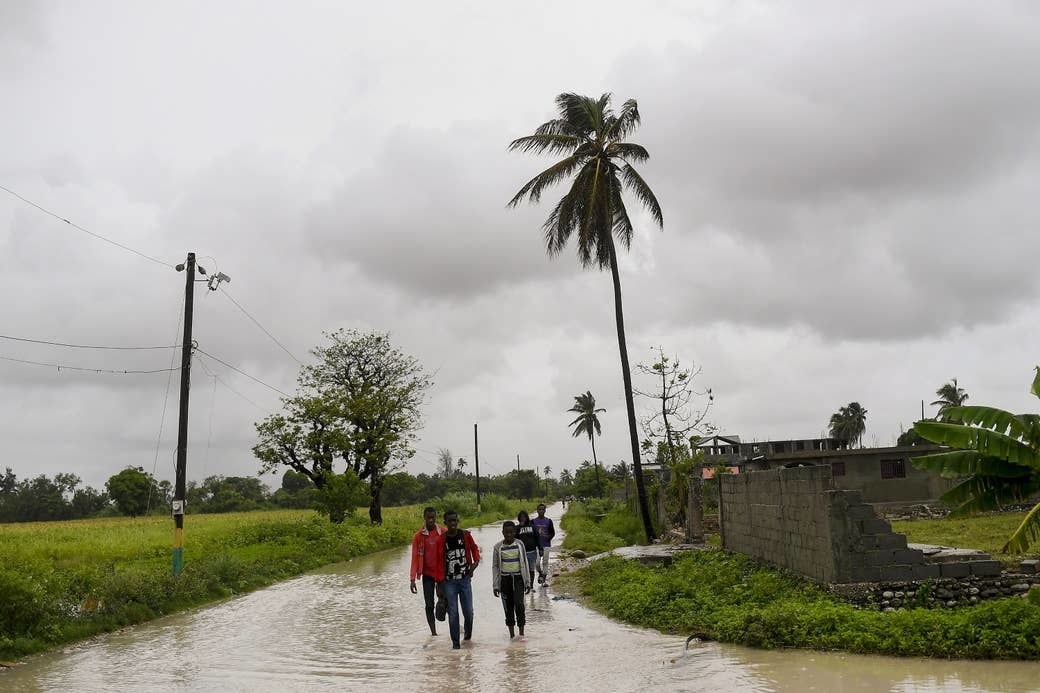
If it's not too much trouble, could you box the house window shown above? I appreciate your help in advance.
[880,459,906,479]
[795,441,805,451]
[831,461,846,477]
[772,443,786,454]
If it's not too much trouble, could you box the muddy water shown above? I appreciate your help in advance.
[3,505,1039,692]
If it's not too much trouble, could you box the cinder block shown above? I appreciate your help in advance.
[860,518,892,534]
[912,564,941,580]
[879,565,915,582]
[967,560,1003,577]
[876,533,907,550]
[865,550,894,566]
[892,548,926,565]
[939,562,971,578]
[847,504,875,520]
[850,566,881,582]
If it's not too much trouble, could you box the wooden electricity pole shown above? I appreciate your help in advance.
[172,252,196,576]
[474,423,481,514]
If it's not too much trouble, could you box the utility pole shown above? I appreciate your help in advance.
[516,453,520,473]
[172,252,196,576]
[474,423,481,514]
[170,253,230,577]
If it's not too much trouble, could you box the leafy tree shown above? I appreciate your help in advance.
[509,92,662,542]
[187,475,269,513]
[255,329,432,523]
[932,378,969,419]
[567,391,605,496]
[315,469,369,523]
[914,368,1040,553]
[381,471,424,506]
[635,346,714,469]
[829,402,868,448]
[897,427,928,446]
[106,467,160,518]
[70,486,109,518]
[456,457,468,476]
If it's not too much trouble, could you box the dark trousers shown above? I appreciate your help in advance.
[421,574,437,633]
[499,574,526,628]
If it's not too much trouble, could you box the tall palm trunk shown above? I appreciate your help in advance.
[590,434,603,497]
[607,238,656,542]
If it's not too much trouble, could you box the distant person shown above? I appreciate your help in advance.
[491,520,532,640]
[532,503,556,585]
[434,509,482,649]
[409,506,445,636]
[516,509,539,586]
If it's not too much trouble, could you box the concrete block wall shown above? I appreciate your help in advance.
[720,465,951,584]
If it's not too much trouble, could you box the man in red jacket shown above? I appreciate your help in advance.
[433,509,481,649]
[409,506,445,636]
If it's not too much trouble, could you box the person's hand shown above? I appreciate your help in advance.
[409,580,417,594]
[436,583,445,599]
[524,587,531,594]
[493,589,500,597]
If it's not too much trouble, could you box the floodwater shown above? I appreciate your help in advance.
[3,504,1039,692]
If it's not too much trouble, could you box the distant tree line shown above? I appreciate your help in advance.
[0,463,580,524]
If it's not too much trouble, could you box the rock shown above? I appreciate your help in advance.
[1011,583,1031,592]
[1020,559,1039,574]
[882,591,894,599]
[570,550,587,559]
[883,607,895,613]
[968,587,980,595]
[945,600,957,607]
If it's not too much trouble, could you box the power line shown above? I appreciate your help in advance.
[0,354,181,374]
[218,287,303,366]
[194,348,293,398]
[0,334,177,350]
[0,183,176,269]
[195,355,267,410]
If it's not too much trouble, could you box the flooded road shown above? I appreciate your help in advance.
[3,504,1039,692]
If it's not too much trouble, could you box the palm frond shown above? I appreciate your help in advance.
[607,142,650,163]
[610,174,634,251]
[1002,500,1040,553]
[507,155,584,207]
[543,164,594,261]
[555,93,604,137]
[1032,366,1040,400]
[912,449,1032,479]
[915,419,1040,469]
[508,133,584,156]
[621,164,664,227]
[606,99,641,140]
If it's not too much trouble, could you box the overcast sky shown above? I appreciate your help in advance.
[3,1,1040,493]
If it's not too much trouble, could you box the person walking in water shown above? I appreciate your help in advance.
[409,506,445,636]
[491,520,532,640]
[434,509,481,649]
[515,509,539,587]
[532,503,556,585]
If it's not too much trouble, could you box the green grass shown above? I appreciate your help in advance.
[559,550,1040,659]
[560,500,647,554]
[0,499,523,660]
[892,511,1038,560]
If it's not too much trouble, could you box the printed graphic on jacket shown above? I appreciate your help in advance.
[444,533,468,580]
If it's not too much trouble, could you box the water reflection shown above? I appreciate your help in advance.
[2,504,1039,692]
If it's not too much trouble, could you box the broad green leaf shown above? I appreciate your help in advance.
[1003,501,1040,554]
[914,420,1040,469]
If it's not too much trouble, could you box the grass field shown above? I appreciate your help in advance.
[0,493,526,660]
[893,511,1035,560]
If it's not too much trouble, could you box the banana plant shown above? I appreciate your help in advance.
[913,367,1040,553]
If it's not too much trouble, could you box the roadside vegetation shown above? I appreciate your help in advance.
[558,502,1040,659]
[0,493,520,661]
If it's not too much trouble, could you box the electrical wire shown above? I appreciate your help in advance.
[0,334,177,350]
[0,355,179,372]
[0,183,176,269]
[218,287,303,365]
[145,299,183,521]
[196,354,266,410]
[194,348,293,398]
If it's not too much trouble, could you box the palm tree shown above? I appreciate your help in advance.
[931,378,969,420]
[509,93,663,542]
[914,368,1040,553]
[567,391,605,497]
[828,402,868,448]
[543,465,552,498]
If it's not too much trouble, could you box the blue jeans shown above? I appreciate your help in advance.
[442,575,473,646]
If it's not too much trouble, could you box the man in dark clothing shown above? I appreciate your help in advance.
[532,503,556,584]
